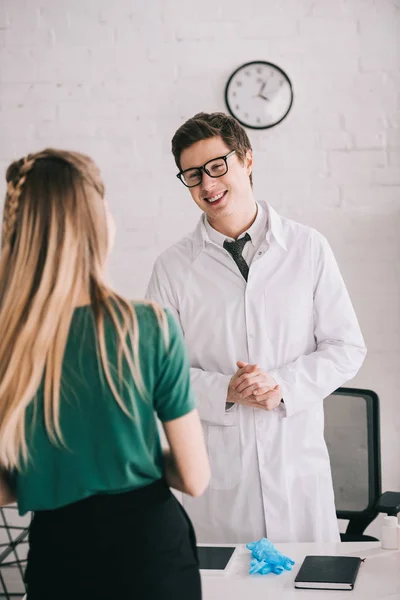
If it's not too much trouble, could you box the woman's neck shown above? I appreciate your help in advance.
[75,290,91,307]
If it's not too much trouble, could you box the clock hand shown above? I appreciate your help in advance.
[259,94,270,101]
[256,81,267,98]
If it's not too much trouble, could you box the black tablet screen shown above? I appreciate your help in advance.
[197,546,235,570]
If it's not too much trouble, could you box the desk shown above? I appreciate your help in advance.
[201,542,400,600]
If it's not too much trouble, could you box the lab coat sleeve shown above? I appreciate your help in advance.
[146,258,237,427]
[269,231,367,418]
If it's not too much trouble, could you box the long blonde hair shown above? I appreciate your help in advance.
[0,149,168,470]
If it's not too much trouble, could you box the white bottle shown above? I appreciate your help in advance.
[380,516,400,550]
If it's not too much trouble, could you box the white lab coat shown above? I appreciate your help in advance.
[146,203,367,543]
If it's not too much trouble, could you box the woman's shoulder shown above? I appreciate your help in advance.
[131,301,179,349]
[131,299,163,321]
[131,300,168,338]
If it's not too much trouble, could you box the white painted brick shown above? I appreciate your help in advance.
[265,0,315,18]
[108,186,162,220]
[0,26,52,47]
[108,245,160,299]
[0,4,10,29]
[342,110,387,138]
[162,1,225,24]
[279,184,341,209]
[28,46,92,83]
[372,166,400,186]
[0,120,36,147]
[360,46,400,72]
[285,50,360,75]
[58,101,117,122]
[309,0,359,18]
[51,20,115,47]
[174,21,239,43]
[0,102,56,124]
[387,127,400,148]
[37,5,69,31]
[298,72,398,120]
[6,3,40,32]
[33,120,97,139]
[329,150,387,183]
[26,82,90,103]
[86,81,139,103]
[388,109,400,129]
[153,211,200,251]
[114,23,166,46]
[318,131,353,150]
[117,216,158,248]
[297,17,359,53]
[98,6,136,26]
[351,76,397,113]
[341,184,400,214]
[259,164,328,185]
[288,107,342,131]
[358,2,400,43]
[93,116,159,140]
[360,291,400,352]
[0,48,34,82]
[388,150,400,167]
[300,16,358,37]
[239,17,298,38]
[353,130,386,150]
[92,44,177,84]
[334,211,400,263]
[258,131,319,153]
[0,82,31,104]
[0,145,37,166]
[258,141,325,174]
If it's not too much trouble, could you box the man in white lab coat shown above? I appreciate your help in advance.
[146,112,367,544]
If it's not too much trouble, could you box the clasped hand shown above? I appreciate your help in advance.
[227,361,282,411]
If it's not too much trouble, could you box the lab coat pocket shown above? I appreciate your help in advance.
[207,425,242,490]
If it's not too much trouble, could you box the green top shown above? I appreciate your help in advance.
[13,303,196,515]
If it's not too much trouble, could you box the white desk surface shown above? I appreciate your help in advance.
[201,542,400,600]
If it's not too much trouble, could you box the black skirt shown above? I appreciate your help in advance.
[25,479,201,600]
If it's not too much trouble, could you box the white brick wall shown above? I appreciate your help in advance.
[1,0,399,534]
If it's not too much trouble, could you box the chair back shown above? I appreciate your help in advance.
[324,387,381,532]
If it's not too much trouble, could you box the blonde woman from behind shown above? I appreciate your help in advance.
[0,149,209,600]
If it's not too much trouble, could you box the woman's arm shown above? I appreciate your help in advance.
[0,469,16,506]
[162,409,210,497]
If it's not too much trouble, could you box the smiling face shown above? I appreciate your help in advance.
[179,136,254,227]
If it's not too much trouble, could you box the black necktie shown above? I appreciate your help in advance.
[223,232,251,281]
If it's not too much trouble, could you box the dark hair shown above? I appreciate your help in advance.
[171,112,253,186]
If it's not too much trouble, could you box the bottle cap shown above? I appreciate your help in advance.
[383,516,398,527]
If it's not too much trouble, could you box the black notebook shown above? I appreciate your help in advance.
[294,555,363,590]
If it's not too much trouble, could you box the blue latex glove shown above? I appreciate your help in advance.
[246,538,295,576]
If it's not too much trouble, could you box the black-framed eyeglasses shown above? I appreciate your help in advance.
[177,150,236,188]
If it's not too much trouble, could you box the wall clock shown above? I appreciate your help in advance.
[225,60,293,130]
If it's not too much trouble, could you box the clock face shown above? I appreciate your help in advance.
[225,61,293,130]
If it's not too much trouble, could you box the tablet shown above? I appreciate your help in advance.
[197,545,236,573]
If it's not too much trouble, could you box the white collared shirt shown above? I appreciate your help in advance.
[204,202,267,266]
[146,202,366,544]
